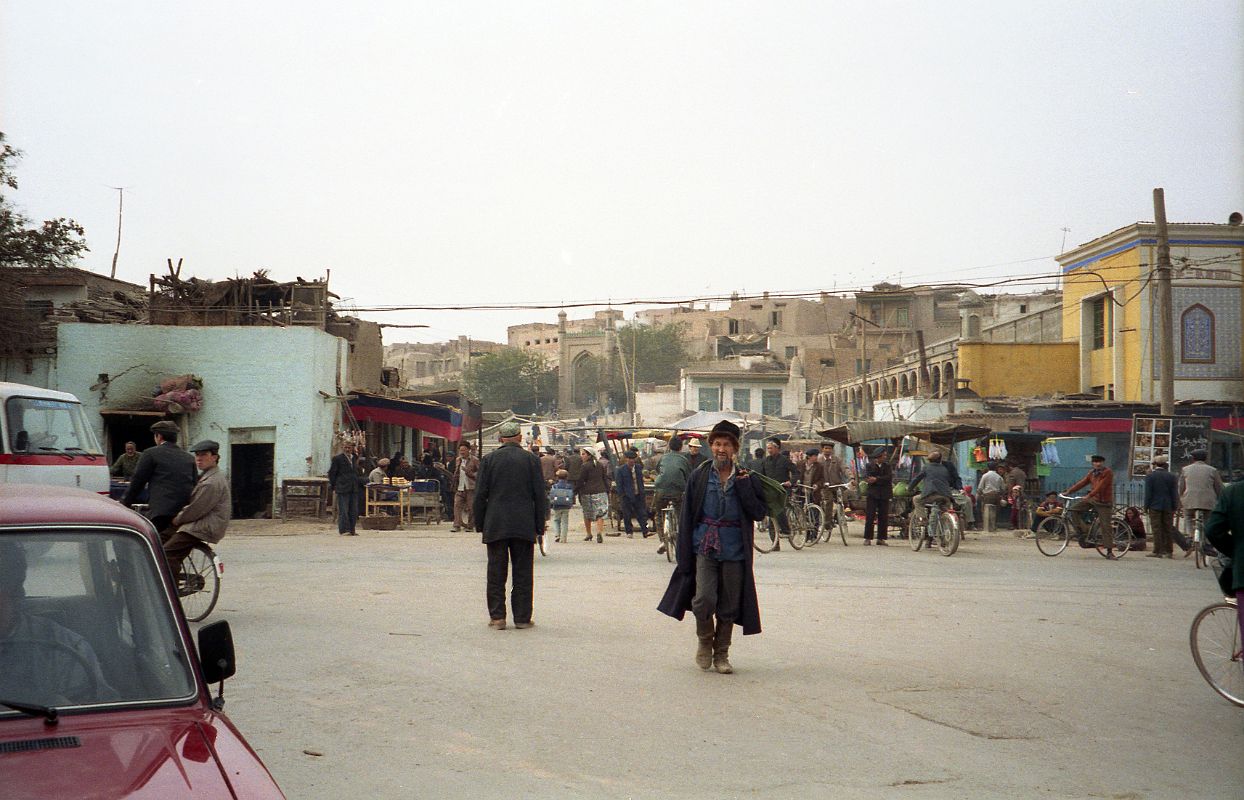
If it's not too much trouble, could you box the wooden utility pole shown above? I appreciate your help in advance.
[109,187,124,279]
[1154,188,1175,415]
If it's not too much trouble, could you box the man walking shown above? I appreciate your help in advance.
[450,443,479,532]
[654,436,691,555]
[121,420,196,535]
[658,420,767,674]
[758,438,798,550]
[164,440,232,575]
[615,448,650,538]
[685,438,707,470]
[863,447,893,545]
[1143,454,1179,558]
[1179,449,1223,556]
[976,462,1005,532]
[473,421,548,630]
[328,440,365,536]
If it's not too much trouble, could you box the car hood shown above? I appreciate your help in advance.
[1,706,282,799]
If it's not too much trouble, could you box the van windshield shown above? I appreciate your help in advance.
[5,396,103,455]
[0,531,197,712]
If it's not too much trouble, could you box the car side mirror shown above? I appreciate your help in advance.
[198,620,236,684]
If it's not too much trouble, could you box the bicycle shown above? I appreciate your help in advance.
[907,498,961,556]
[1182,509,1211,569]
[1034,495,1133,558]
[176,541,223,622]
[788,484,824,549]
[658,504,678,564]
[815,484,850,546]
[1189,585,1242,706]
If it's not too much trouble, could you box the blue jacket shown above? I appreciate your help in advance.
[1143,466,1179,511]
[615,461,645,500]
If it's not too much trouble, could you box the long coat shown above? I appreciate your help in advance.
[121,442,196,518]
[472,442,549,543]
[1205,482,1244,593]
[657,461,768,635]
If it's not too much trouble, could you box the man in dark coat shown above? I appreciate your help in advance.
[327,440,366,535]
[615,448,650,538]
[473,420,549,630]
[1143,454,1180,557]
[121,420,196,534]
[658,419,767,675]
[1203,481,1244,643]
[757,437,797,550]
[863,447,893,545]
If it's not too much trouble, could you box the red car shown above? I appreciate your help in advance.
[0,484,283,799]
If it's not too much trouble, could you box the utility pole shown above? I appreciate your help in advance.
[1154,188,1175,415]
[108,186,125,278]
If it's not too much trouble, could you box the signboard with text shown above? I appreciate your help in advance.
[1129,415,1211,478]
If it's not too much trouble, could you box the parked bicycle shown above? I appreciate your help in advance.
[658,504,678,564]
[907,498,961,556]
[753,484,821,553]
[1033,495,1133,558]
[1189,558,1242,706]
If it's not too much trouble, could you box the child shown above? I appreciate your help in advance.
[548,469,576,543]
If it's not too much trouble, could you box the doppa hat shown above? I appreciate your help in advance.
[498,421,522,438]
[150,420,179,436]
[708,420,741,446]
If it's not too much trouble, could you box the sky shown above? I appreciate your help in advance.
[2,1,1241,346]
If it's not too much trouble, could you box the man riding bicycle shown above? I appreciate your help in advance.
[1065,454,1117,558]
[164,440,231,578]
[909,450,955,526]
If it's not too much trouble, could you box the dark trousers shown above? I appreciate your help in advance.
[620,495,649,535]
[336,492,359,534]
[1147,509,1175,555]
[691,554,743,625]
[653,491,682,535]
[486,538,534,624]
[864,495,889,541]
[160,528,199,577]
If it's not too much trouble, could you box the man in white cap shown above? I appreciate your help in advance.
[685,437,706,470]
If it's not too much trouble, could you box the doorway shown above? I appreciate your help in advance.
[231,443,274,519]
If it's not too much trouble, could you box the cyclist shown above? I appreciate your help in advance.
[121,419,196,535]
[654,437,691,556]
[1203,480,1244,648]
[164,440,231,578]
[1065,454,1117,558]
[1179,449,1223,557]
[757,438,798,550]
[908,450,955,537]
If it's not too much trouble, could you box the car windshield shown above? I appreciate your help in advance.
[0,530,197,712]
[5,396,104,455]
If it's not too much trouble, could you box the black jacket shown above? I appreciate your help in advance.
[121,442,196,518]
[472,442,549,543]
[658,462,767,635]
[328,452,366,495]
[1143,467,1179,511]
[758,453,797,485]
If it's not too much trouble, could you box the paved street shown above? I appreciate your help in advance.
[212,519,1243,799]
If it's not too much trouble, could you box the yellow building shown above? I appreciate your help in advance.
[1058,220,1244,402]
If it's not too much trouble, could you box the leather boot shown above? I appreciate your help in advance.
[695,616,714,670]
[713,620,734,674]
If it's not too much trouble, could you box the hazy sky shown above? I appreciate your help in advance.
[3,2,1241,345]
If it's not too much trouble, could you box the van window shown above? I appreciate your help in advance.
[5,397,103,455]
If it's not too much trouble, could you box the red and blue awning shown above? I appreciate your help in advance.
[347,393,463,439]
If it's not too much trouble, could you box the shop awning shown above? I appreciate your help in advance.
[818,421,991,446]
[347,392,464,439]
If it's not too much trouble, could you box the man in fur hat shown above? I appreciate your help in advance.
[658,419,767,674]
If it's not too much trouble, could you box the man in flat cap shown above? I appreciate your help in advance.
[862,446,893,545]
[164,440,232,575]
[1143,454,1179,558]
[615,447,650,539]
[122,419,196,535]
[473,420,548,630]
[659,419,767,674]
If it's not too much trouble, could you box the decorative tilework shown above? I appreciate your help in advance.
[1152,286,1241,379]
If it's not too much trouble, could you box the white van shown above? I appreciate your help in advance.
[0,381,109,493]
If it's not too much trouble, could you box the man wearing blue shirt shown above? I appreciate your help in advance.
[658,420,768,674]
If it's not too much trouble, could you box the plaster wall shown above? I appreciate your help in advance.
[957,342,1079,397]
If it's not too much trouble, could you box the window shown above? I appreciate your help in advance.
[785,346,797,359]
[855,358,871,374]
[895,306,909,326]
[1181,304,1215,363]
[769,311,782,328]
[869,303,882,324]
[727,319,739,335]
[732,388,751,412]
[1019,304,1028,314]
[1090,296,1112,350]
[761,389,783,416]
[820,358,836,367]
[5,396,103,455]
[697,387,721,411]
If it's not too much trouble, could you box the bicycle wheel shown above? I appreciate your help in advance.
[909,513,926,551]
[753,517,778,553]
[1035,517,1069,556]
[937,511,961,556]
[786,510,806,550]
[179,543,220,623]
[663,508,677,564]
[835,503,849,545]
[1097,519,1133,559]
[804,505,824,547]
[1190,601,1244,707]
[1195,518,1208,569]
